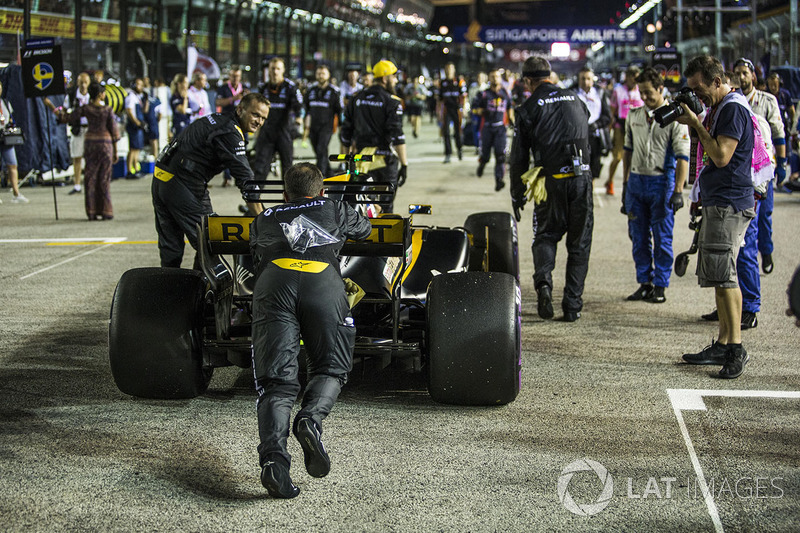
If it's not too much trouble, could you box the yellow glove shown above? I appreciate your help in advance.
[343,278,365,308]
[521,166,546,204]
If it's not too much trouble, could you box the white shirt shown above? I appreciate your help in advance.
[188,85,211,122]
[577,86,604,125]
[339,81,363,101]
[70,90,90,125]
[744,88,785,143]
[125,91,144,113]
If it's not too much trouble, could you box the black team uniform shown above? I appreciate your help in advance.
[438,78,466,160]
[510,81,593,321]
[475,85,513,189]
[305,82,342,176]
[152,112,252,268]
[340,84,406,212]
[253,79,303,179]
[250,190,371,498]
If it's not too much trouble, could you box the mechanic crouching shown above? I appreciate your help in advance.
[250,163,372,498]
[151,93,270,268]
[510,57,594,322]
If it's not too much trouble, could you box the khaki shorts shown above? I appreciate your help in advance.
[697,205,756,288]
[69,125,87,159]
[611,126,625,160]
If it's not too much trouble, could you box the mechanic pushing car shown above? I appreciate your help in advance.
[509,56,594,322]
[151,92,270,268]
[249,162,372,498]
[339,59,408,213]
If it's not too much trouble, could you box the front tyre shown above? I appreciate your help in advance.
[427,271,521,405]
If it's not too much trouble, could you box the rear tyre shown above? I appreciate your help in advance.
[427,272,520,405]
[109,267,212,399]
[464,212,519,281]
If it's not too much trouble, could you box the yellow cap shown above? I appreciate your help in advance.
[373,60,398,78]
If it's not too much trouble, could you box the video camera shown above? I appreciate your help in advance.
[653,87,704,127]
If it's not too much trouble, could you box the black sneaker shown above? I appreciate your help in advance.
[761,254,773,274]
[494,181,506,192]
[718,345,749,379]
[682,341,727,365]
[627,284,654,301]
[261,458,300,499]
[561,311,581,322]
[647,286,666,303]
[701,309,719,321]
[68,187,81,195]
[294,418,330,478]
[476,160,486,177]
[741,311,758,330]
[457,148,463,161]
[536,286,554,319]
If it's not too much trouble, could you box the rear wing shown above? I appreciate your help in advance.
[203,215,412,257]
[240,154,394,205]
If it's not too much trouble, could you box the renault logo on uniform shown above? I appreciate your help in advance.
[557,458,614,516]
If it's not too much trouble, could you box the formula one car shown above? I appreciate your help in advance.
[109,156,521,405]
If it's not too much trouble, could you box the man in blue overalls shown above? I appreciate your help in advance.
[622,67,690,303]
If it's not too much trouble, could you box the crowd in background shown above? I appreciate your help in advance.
[2,59,798,208]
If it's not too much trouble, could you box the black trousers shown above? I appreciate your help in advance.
[369,155,398,213]
[253,127,293,180]
[588,135,604,179]
[479,125,507,185]
[532,175,594,313]
[310,127,333,176]
[252,263,355,467]
[441,106,462,156]
[151,177,212,268]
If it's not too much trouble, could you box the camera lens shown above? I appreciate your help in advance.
[653,102,683,127]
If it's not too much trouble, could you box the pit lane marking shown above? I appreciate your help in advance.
[0,238,128,244]
[0,237,128,280]
[667,389,800,533]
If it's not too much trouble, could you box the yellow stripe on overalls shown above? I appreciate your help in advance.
[154,167,174,182]
[272,258,329,273]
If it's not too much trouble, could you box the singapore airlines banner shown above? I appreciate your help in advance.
[454,24,641,45]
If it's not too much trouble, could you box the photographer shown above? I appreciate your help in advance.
[0,79,27,204]
[677,55,755,379]
[621,67,690,304]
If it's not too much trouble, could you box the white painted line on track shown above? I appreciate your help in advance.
[667,389,800,533]
[0,237,127,243]
[12,237,128,280]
